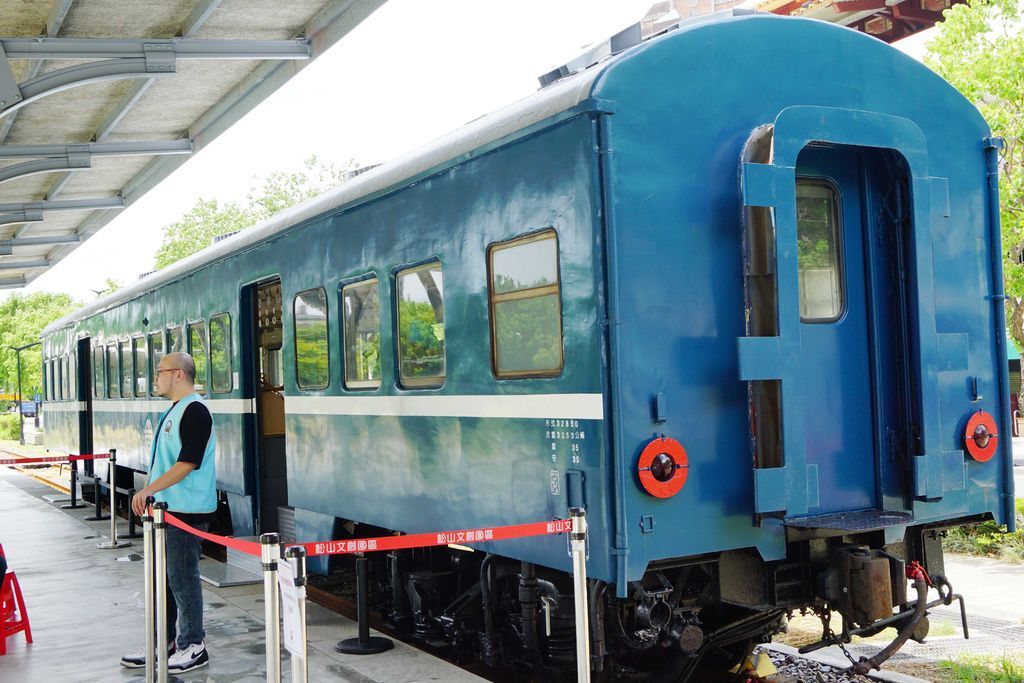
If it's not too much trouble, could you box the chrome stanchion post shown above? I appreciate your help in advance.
[569,508,591,683]
[285,546,308,683]
[143,497,155,683]
[261,533,282,683]
[153,502,169,683]
[98,449,130,549]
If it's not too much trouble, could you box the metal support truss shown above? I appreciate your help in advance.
[0,233,80,256]
[0,197,123,229]
[0,141,191,186]
[0,209,43,227]
[0,37,311,118]
[0,276,26,288]
[0,259,49,270]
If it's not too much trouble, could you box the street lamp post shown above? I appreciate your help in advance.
[10,341,41,446]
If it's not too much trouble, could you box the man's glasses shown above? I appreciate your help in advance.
[156,368,181,375]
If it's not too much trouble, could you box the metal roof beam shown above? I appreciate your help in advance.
[0,38,311,60]
[0,197,124,213]
[182,0,226,38]
[0,156,89,186]
[0,209,43,227]
[0,259,49,270]
[0,140,192,159]
[2,234,80,247]
[94,78,155,142]
[46,0,75,38]
[0,276,26,288]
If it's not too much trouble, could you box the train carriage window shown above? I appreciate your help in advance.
[149,331,164,397]
[69,352,76,401]
[488,231,564,377]
[60,356,69,400]
[342,279,381,389]
[119,340,132,398]
[294,289,329,390]
[93,347,104,399]
[106,345,118,398]
[168,326,183,353]
[42,360,48,401]
[210,313,232,393]
[796,181,845,321]
[133,337,147,397]
[397,263,445,388]
[188,322,209,395]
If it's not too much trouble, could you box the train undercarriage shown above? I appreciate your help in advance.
[309,519,969,681]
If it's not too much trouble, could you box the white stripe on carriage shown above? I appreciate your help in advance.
[86,398,252,414]
[39,401,88,412]
[284,394,605,420]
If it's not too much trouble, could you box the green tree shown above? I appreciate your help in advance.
[926,0,1024,345]
[153,156,357,270]
[0,292,80,397]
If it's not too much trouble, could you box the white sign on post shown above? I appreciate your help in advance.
[277,556,305,658]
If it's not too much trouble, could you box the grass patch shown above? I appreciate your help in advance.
[943,499,1024,564]
[937,653,1024,682]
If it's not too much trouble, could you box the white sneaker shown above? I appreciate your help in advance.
[168,641,209,673]
[120,642,175,668]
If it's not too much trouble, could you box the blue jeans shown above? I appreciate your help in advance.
[166,521,207,648]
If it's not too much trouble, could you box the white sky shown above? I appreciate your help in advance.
[22,2,935,300]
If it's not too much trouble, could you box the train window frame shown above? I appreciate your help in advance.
[796,178,846,323]
[395,261,446,389]
[61,355,69,401]
[93,346,104,399]
[341,276,382,391]
[106,344,118,398]
[487,229,565,379]
[42,359,48,401]
[209,312,232,394]
[149,330,165,397]
[69,351,76,401]
[293,288,330,391]
[168,325,184,354]
[188,321,209,396]
[55,357,62,401]
[132,335,147,398]
[118,339,132,398]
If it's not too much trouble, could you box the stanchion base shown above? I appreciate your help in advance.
[97,539,132,549]
[60,502,85,509]
[84,514,111,521]
[335,636,394,655]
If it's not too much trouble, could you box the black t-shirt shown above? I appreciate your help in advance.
[154,400,215,524]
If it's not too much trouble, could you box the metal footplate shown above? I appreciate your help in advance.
[784,509,913,532]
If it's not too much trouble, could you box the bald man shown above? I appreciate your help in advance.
[122,351,216,673]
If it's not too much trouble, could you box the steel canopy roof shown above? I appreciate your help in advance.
[0,0,385,290]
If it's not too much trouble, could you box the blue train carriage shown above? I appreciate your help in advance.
[39,10,1015,679]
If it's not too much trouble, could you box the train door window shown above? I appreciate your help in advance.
[796,180,844,321]
[488,230,563,377]
[294,288,329,390]
[93,347,104,398]
[210,313,232,393]
[188,322,209,395]
[118,340,132,397]
[168,326,183,353]
[42,360,48,401]
[396,263,445,388]
[133,336,147,397]
[342,278,381,389]
[149,331,164,397]
[106,344,118,398]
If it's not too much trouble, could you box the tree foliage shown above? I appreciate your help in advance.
[926,0,1024,345]
[153,156,356,270]
[0,292,80,396]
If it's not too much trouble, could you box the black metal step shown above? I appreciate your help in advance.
[784,509,913,532]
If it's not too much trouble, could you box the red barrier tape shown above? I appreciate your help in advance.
[162,511,573,558]
[0,452,110,466]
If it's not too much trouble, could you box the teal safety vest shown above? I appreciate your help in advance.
[148,392,217,513]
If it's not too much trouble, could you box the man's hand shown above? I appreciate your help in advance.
[132,488,153,517]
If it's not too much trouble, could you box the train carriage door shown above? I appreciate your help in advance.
[242,278,288,534]
[76,338,94,474]
[791,147,881,514]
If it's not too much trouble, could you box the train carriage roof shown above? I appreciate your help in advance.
[43,9,969,336]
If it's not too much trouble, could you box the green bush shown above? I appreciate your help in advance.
[0,413,20,440]
[944,499,1024,563]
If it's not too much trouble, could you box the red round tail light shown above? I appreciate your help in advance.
[964,410,998,462]
[637,436,689,498]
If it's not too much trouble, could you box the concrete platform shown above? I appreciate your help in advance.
[0,466,485,682]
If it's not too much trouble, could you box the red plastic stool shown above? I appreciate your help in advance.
[0,546,33,655]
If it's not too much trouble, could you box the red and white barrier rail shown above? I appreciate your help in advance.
[0,452,110,466]
[151,506,590,683]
